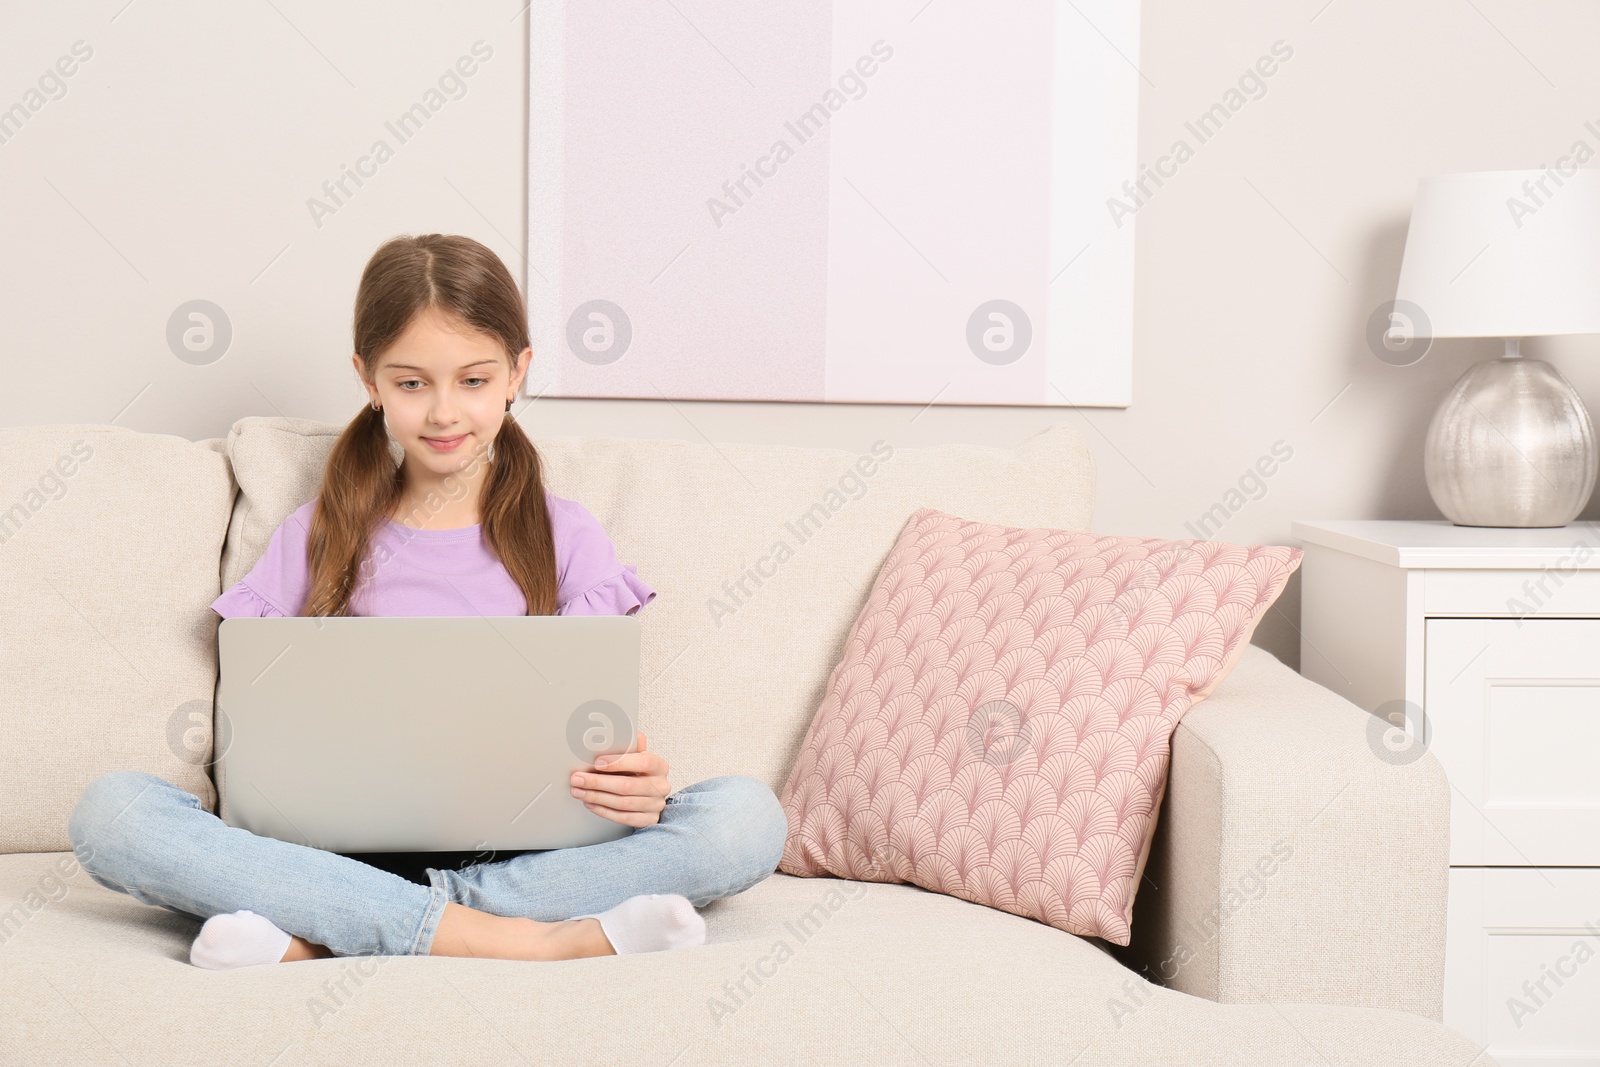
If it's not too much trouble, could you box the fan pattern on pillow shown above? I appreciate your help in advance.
[777,507,1302,944]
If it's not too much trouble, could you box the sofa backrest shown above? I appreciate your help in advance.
[0,417,1096,853]
[219,417,1097,797]
[0,426,235,852]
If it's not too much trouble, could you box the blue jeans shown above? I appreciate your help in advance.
[66,770,789,958]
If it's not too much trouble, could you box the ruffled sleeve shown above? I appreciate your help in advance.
[210,580,291,619]
[558,564,658,617]
[209,500,315,619]
[550,494,659,617]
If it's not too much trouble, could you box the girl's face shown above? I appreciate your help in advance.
[353,307,531,481]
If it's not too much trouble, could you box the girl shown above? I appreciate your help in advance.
[66,234,789,968]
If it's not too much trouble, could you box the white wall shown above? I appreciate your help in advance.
[5,0,1599,668]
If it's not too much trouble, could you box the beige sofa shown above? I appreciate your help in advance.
[0,416,1492,1065]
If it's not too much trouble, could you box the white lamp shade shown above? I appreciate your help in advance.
[1393,168,1600,338]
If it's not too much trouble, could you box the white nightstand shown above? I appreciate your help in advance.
[1292,519,1600,1067]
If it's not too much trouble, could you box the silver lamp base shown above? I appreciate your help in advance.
[1424,345,1598,528]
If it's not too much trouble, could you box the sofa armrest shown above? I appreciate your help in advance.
[1116,643,1449,1021]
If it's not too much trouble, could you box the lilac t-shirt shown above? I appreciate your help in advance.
[210,492,657,619]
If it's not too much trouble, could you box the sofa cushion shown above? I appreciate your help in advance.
[217,416,1097,797]
[0,427,235,850]
[0,850,1490,1064]
[777,508,1302,944]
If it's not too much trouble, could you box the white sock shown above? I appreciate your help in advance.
[189,910,294,970]
[575,894,705,955]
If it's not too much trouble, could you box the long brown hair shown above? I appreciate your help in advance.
[302,234,558,617]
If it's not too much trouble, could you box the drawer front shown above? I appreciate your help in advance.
[1426,567,1600,616]
[1447,867,1600,1066]
[1426,617,1600,866]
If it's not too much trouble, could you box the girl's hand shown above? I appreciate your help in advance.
[570,731,671,828]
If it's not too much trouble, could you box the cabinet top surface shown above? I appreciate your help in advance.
[1290,519,1600,568]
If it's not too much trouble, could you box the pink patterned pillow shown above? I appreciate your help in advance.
[777,507,1302,944]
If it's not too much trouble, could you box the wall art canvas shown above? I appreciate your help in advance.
[526,1,1140,407]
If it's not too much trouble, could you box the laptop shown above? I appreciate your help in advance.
[213,615,642,853]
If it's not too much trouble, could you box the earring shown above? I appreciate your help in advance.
[371,400,381,412]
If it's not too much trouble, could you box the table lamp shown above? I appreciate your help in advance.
[1391,167,1600,527]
